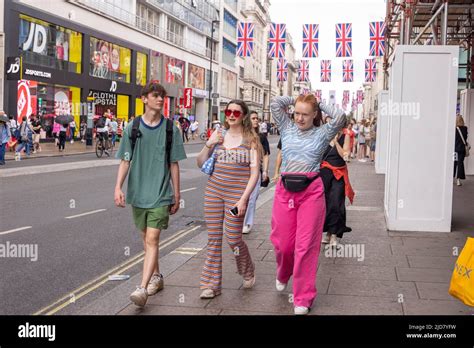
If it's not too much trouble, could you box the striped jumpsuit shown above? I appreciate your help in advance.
[200,142,255,294]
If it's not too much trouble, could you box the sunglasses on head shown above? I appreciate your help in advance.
[224,109,242,118]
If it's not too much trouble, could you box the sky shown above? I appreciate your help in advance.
[269,0,386,105]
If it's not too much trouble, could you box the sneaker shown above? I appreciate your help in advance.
[200,289,217,299]
[242,225,252,234]
[242,275,256,289]
[329,234,339,247]
[294,306,309,315]
[15,153,21,161]
[276,279,287,292]
[147,273,164,296]
[456,179,462,186]
[322,233,330,244]
[32,150,37,154]
[130,287,148,307]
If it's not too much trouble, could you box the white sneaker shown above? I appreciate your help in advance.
[242,275,256,289]
[146,273,164,296]
[242,225,252,234]
[329,234,339,247]
[321,233,330,244]
[456,179,462,186]
[130,287,148,307]
[15,153,21,161]
[294,306,309,315]
[276,279,287,292]
[200,289,217,299]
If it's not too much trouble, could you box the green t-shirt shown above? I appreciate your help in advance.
[116,116,187,209]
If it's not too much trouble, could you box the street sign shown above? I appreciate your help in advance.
[184,88,193,109]
[211,93,219,98]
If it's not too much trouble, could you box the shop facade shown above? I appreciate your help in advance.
[3,1,147,140]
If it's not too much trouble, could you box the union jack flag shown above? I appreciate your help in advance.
[314,89,322,101]
[342,59,354,82]
[297,60,310,82]
[336,23,352,57]
[365,58,377,82]
[237,22,255,57]
[369,21,386,57]
[357,90,364,104]
[343,90,350,104]
[268,23,286,58]
[277,59,288,82]
[320,60,331,82]
[302,24,319,58]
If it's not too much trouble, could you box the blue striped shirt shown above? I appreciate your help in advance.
[271,96,346,173]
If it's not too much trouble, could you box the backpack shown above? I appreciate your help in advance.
[96,117,106,128]
[129,116,174,166]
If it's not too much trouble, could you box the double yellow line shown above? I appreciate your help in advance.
[34,225,201,315]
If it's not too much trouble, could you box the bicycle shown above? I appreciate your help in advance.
[96,132,113,158]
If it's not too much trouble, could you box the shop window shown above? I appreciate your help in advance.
[19,14,82,73]
[90,37,131,83]
[150,50,163,83]
[136,52,148,86]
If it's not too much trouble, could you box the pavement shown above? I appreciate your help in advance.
[3,136,206,161]
[72,160,474,316]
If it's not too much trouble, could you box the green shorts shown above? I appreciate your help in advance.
[132,206,170,231]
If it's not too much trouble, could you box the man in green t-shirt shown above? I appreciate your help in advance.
[114,81,187,307]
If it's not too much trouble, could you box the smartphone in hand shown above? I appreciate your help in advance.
[229,206,239,216]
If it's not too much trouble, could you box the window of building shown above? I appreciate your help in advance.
[224,0,238,12]
[239,66,244,79]
[167,18,184,46]
[221,68,237,99]
[223,9,237,38]
[205,69,218,92]
[90,37,131,82]
[150,50,163,83]
[136,52,147,86]
[222,38,236,67]
[19,14,82,73]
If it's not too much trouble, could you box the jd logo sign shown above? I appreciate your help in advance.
[110,81,117,92]
[6,57,22,80]
[184,88,192,109]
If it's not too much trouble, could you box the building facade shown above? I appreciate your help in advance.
[3,0,220,136]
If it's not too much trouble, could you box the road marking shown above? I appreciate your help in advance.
[0,226,33,236]
[171,247,202,255]
[65,209,107,219]
[180,187,197,193]
[346,206,383,212]
[34,225,202,315]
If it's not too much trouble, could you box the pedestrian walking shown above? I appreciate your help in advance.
[190,120,199,140]
[15,116,34,160]
[269,94,346,315]
[0,116,11,165]
[52,121,61,146]
[69,120,76,143]
[115,81,187,307]
[343,121,356,161]
[242,111,271,234]
[357,119,369,161]
[5,114,17,152]
[369,118,377,162]
[110,118,118,148]
[259,118,268,137]
[454,114,469,186]
[320,120,354,247]
[96,112,111,156]
[30,114,42,153]
[80,120,87,143]
[178,116,190,143]
[58,122,67,152]
[196,99,261,299]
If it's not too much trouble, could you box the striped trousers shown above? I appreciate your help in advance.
[200,174,255,294]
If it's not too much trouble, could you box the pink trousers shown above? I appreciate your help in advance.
[270,173,326,308]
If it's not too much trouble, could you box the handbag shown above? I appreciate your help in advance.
[457,127,470,157]
[281,174,319,192]
[201,129,226,175]
[448,237,474,307]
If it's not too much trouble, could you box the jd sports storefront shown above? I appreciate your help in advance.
[3,2,148,139]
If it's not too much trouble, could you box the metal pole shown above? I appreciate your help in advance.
[208,21,216,130]
[442,1,448,45]
[413,3,445,44]
[400,9,405,44]
[268,57,272,122]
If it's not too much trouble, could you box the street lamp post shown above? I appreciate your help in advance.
[208,19,220,130]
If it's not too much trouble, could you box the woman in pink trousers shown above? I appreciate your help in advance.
[270,94,346,315]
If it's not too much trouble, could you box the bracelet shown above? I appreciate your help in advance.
[205,143,212,149]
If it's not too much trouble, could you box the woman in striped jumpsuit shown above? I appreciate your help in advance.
[196,100,262,298]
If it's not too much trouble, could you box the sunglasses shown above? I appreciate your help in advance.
[224,109,242,118]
